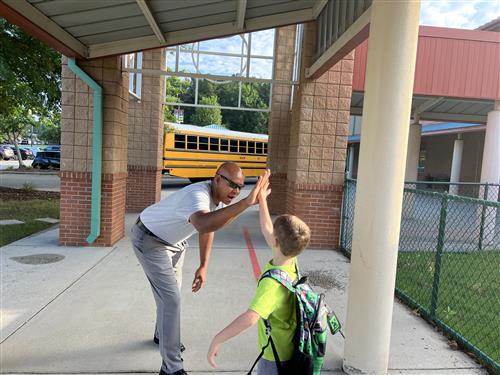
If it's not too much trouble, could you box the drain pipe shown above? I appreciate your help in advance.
[67,58,103,244]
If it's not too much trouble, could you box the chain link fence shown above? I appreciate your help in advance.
[340,178,500,372]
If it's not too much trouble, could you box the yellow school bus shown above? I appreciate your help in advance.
[163,123,268,181]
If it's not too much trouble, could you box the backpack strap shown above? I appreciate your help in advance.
[247,320,284,374]
[259,269,297,293]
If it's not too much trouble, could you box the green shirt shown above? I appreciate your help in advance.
[249,257,297,362]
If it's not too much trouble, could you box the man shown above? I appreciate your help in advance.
[131,162,268,375]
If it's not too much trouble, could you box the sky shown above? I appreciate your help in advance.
[166,1,499,79]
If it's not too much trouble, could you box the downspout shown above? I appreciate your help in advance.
[67,58,103,244]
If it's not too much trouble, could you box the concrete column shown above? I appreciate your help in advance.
[343,1,420,374]
[479,101,500,248]
[60,56,129,246]
[126,49,165,212]
[268,26,296,215]
[405,121,422,182]
[286,21,353,249]
[347,145,355,178]
[449,134,463,195]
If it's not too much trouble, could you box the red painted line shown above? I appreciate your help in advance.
[243,226,261,281]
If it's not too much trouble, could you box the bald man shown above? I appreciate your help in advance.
[131,162,268,375]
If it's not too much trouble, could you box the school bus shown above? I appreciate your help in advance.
[163,123,268,181]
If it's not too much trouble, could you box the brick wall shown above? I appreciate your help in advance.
[268,173,288,215]
[60,171,127,246]
[286,182,343,249]
[126,49,165,211]
[126,165,162,212]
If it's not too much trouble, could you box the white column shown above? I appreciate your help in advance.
[343,1,420,374]
[405,121,422,183]
[449,134,464,195]
[347,145,355,178]
[479,101,500,248]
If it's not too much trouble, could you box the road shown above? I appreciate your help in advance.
[0,172,258,192]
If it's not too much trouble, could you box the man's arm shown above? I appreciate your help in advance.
[207,309,260,368]
[192,231,214,292]
[190,172,269,233]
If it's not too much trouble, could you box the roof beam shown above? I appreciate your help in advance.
[88,9,314,58]
[419,111,487,124]
[1,0,88,58]
[234,0,247,31]
[312,0,329,19]
[307,6,371,79]
[136,0,166,44]
[413,96,445,120]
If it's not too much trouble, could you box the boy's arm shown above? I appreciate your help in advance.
[207,309,260,368]
[258,171,274,248]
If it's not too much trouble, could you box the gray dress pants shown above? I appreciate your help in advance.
[131,224,186,374]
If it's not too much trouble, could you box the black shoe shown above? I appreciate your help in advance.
[153,336,186,352]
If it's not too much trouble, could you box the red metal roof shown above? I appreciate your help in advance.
[352,26,500,100]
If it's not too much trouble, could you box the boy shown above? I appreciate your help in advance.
[207,171,311,374]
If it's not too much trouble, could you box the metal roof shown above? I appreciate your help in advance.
[351,93,494,124]
[1,0,328,59]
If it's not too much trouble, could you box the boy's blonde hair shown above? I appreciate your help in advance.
[273,214,311,257]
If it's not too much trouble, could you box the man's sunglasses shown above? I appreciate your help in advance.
[217,173,244,190]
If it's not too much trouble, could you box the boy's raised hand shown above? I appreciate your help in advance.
[258,170,272,203]
[245,169,271,206]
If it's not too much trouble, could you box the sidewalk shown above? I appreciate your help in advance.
[0,207,487,374]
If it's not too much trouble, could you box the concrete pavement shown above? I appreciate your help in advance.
[0,196,487,374]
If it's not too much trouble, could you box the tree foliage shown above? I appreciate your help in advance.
[190,95,222,126]
[165,76,270,134]
[0,19,61,166]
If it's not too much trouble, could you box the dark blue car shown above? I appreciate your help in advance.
[32,151,60,169]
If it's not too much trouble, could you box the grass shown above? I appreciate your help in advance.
[396,251,500,365]
[0,199,60,247]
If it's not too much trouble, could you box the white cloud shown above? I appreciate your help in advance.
[420,0,500,29]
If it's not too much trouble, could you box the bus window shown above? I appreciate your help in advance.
[187,135,197,150]
[248,141,255,154]
[263,143,268,154]
[210,137,219,151]
[221,138,229,152]
[175,134,186,149]
[230,140,238,153]
[199,136,209,151]
[256,142,263,154]
[239,140,247,153]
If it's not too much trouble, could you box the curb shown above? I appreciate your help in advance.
[0,171,60,176]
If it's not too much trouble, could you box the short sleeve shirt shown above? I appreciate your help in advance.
[140,181,222,245]
[249,257,297,362]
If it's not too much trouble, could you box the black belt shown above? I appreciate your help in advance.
[135,218,159,238]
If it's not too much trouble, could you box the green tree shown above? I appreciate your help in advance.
[190,96,222,126]
[0,19,61,167]
[37,113,61,144]
[164,75,190,122]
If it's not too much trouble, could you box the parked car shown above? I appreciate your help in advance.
[44,145,61,152]
[0,145,14,160]
[13,147,34,160]
[32,151,60,169]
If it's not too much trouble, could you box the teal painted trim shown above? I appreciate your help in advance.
[67,58,103,244]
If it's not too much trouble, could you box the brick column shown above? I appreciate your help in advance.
[126,49,165,212]
[60,56,129,246]
[286,22,353,249]
[268,26,296,214]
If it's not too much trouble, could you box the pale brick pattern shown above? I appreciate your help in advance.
[126,49,165,211]
[268,26,296,215]
[60,56,129,246]
[285,22,355,249]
